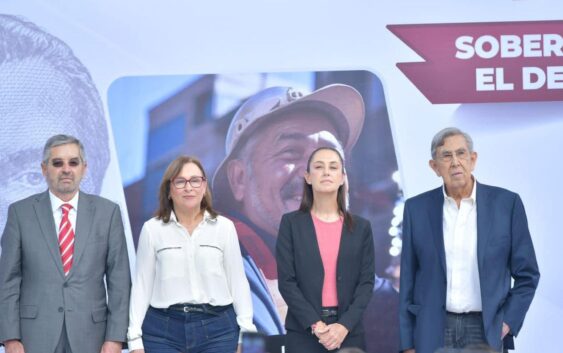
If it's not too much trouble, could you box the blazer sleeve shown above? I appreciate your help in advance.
[276,214,321,330]
[337,220,376,332]
[0,204,23,342]
[399,200,416,351]
[502,194,540,336]
[104,204,132,342]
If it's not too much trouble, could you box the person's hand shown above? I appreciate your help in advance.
[502,322,511,339]
[100,341,122,353]
[312,320,329,337]
[4,340,25,353]
[236,344,242,353]
[317,323,348,351]
[403,349,415,353]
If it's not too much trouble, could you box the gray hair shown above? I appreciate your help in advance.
[431,127,474,159]
[42,134,87,164]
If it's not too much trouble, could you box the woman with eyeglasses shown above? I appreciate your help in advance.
[276,147,376,352]
[127,156,255,353]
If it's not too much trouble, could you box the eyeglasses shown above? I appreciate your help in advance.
[50,158,82,168]
[437,149,471,163]
[171,176,206,189]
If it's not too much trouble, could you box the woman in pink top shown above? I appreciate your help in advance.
[276,147,376,352]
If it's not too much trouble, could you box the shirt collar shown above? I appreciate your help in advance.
[49,190,80,214]
[442,177,477,205]
[169,210,216,226]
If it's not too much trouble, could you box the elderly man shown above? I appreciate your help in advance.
[399,127,540,353]
[0,135,131,353]
[213,84,399,352]
[0,14,110,237]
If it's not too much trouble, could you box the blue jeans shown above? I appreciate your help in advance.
[444,312,487,349]
[142,305,240,353]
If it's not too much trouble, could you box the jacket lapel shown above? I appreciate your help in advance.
[69,191,95,278]
[336,216,351,278]
[301,212,324,279]
[476,182,492,273]
[33,191,65,277]
[429,187,447,277]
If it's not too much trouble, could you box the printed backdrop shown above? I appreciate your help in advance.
[1,1,561,352]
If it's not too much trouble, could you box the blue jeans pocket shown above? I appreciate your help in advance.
[202,309,239,343]
[142,307,170,343]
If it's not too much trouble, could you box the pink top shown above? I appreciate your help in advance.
[312,213,343,307]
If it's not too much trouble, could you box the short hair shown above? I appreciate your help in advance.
[430,127,474,159]
[0,14,109,192]
[155,155,218,223]
[42,134,87,164]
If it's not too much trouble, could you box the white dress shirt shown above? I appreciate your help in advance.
[48,190,79,234]
[127,211,256,350]
[443,180,482,313]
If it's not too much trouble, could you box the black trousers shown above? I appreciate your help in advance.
[285,316,365,353]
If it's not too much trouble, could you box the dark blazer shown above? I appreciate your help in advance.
[399,182,540,353]
[0,191,131,353]
[276,210,375,336]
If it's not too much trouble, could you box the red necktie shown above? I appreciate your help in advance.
[59,204,75,276]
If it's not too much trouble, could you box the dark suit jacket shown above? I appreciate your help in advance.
[276,210,375,337]
[399,182,540,353]
[0,191,131,353]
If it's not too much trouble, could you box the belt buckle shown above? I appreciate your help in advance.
[183,305,205,313]
[183,306,196,313]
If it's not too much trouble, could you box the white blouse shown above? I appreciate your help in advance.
[127,211,256,350]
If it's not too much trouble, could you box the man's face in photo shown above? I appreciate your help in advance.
[0,58,98,234]
[228,110,345,237]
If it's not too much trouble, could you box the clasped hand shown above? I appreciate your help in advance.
[314,322,349,351]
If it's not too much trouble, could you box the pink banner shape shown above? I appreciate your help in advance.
[387,21,563,104]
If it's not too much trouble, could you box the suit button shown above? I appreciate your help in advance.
[63,283,68,288]
[58,307,64,312]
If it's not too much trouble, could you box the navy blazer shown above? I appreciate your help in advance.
[276,210,375,336]
[399,182,540,353]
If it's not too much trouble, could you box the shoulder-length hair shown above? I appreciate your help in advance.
[298,147,353,230]
[155,155,218,223]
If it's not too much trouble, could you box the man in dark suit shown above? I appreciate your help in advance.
[399,127,540,353]
[0,135,131,353]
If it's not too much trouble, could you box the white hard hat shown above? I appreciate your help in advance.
[212,84,365,207]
